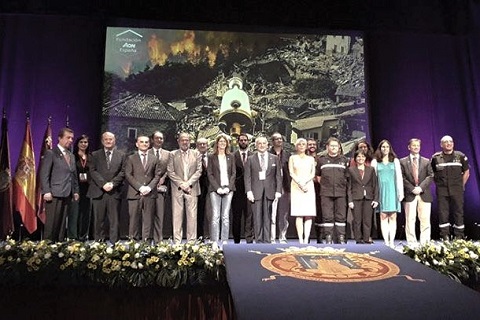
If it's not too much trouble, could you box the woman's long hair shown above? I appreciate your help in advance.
[352,139,374,162]
[73,134,90,155]
[374,139,397,162]
[213,135,230,155]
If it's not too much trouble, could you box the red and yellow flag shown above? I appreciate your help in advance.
[13,118,37,234]
[36,118,52,224]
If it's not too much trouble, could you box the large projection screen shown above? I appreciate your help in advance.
[103,27,367,154]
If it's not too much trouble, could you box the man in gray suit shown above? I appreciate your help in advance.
[149,131,170,243]
[167,132,202,244]
[125,135,161,241]
[40,127,79,242]
[87,132,126,243]
[244,136,282,243]
[400,138,434,245]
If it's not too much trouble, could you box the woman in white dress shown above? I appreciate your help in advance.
[289,138,317,243]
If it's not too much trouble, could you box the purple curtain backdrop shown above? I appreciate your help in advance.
[367,32,480,230]
[0,15,104,157]
[0,13,479,234]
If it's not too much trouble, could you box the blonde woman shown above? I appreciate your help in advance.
[289,138,316,243]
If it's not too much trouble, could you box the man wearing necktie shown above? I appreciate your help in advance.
[400,138,434,245]
[125,135,161,241]
[269,132,291,243]
[167,133,202,243]
[196,137,210,239]
[87,132,126,243]
[148,131,170,243]
[40,127,79,242]
[232,133,254,243]
[244,136,282,243]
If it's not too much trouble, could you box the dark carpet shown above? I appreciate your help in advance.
[223,241,480,320]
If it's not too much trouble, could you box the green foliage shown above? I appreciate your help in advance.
[404,239,480,287]
[0,238,224,289]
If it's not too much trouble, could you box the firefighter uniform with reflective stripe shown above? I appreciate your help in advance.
[316,155,350,240]
[431,151,469,238]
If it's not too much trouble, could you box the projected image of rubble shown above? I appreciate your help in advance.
[102,28,367,154]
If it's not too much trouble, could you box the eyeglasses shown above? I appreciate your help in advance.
[273,137,283,141]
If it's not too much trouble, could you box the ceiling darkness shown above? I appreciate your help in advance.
[0,0,473,34]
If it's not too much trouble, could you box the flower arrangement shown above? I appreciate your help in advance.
[403,239,480,289]
[0,238,225,289]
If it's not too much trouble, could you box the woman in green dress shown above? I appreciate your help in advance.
[371,140,404,248]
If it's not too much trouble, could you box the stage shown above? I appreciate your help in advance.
[223,240,480,320]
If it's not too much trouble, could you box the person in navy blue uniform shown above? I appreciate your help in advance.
[431,135,470,240]
[316,137,349,244]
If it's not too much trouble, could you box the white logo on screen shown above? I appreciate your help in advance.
[115,29,143,55]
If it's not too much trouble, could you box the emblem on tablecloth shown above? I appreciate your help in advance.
[258,247,400,283]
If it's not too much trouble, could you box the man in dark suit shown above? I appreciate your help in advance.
[87,131,126,243]
[196,137,210,239]
[269,132,291,243]
[40,127,79,242]
[149,131,170,243]
[307,138,323,243]
[125,135,161,241]
[244,136,282,243]
[232,133,254,244]
[400,138,434,245]
[167,132,202,243]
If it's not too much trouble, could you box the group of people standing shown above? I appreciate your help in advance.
[345,136,469,247]
[40,128,470,248]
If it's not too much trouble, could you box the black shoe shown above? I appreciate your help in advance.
[338,235,346,244]
[324,235,333,244]
[365,240,374,244]
[356,240,364,244]
[441,235,450,241]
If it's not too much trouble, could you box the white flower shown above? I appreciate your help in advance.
[44,253,51,259]
[134,243,140,250]
[58,252,64,258]
[106,247,113,254]
[138,263,144,269]
[5,245,11,250]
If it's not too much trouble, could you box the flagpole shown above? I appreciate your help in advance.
[14,111,37,240]
[37,116,53,240]
[0,108,15,239]
[19,112,29,241]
